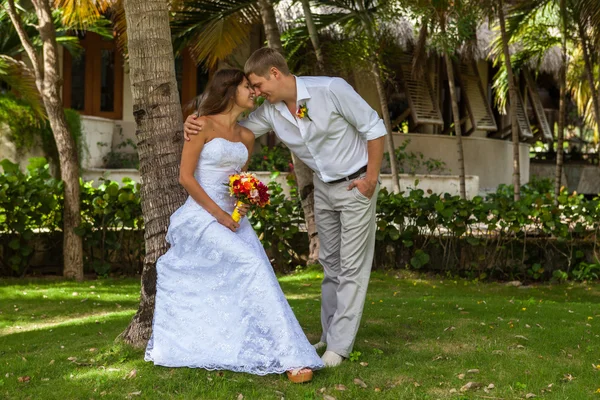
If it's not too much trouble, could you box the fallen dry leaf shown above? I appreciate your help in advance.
[49,360,55,365]
[17,376,30,383]
[335,384,347,391]
[354,378,367,388]
[127,391,142,398]
[374,387,381,392]
[124,369,137,380]
[457,373,465,380]
[360,362,369,367]
[460,382,482,391]
[525,394,536,399]
[444,326,456,332]
[323,395,336,400]
[236,394,243,400]
[515,335,529,341]
[467,369,480,374]
[318,387,326,394]
[449,389,457,394]
[88,348,97,352]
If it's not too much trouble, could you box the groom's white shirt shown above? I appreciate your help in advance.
[240,76,386,183]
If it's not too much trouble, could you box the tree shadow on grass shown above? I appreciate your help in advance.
[1,298,333,400]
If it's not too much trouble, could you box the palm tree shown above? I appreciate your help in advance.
[255,0,321,265]
[497,0,576,198]
[555,0,568,201]
[314,0,401,193]
[497,0,522,201]
[299,0,325,72]
[573,0,600,160]
[408,0,481,199]
[119,0,187,347]
[4,0,84,280]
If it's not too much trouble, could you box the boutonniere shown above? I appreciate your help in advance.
[296,103,312,121]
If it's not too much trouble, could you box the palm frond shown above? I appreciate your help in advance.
[579,0,600,39]
[0,55,45,118]
[171,0,260,68]
[52,0,115,28]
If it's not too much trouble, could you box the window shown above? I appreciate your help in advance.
[63,32,123,119]
[175,51,210,115]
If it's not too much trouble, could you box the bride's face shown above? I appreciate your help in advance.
[234,77,256,110]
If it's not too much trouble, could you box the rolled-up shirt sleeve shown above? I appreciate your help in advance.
[328,78,387,141]
[239,103,273,138]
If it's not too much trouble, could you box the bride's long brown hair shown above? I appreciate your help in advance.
[192,69,247,117]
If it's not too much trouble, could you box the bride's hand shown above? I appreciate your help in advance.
[216,210,240,232]
[236,203,251,218]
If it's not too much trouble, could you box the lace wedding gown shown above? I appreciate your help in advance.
[144,137,324,374]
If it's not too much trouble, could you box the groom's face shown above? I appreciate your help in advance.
[248,69,282,103]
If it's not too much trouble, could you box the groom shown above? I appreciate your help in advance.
[184,47,386,367]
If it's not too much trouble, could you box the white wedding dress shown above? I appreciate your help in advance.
[144,137,324,374]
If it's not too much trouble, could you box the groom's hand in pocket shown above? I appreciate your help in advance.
[184,114,206,141]
[348,177,377,199]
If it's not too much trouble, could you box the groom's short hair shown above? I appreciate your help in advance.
[244,47,290,78]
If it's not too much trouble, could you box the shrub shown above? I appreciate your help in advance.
[248,143,293,172]
[2,159,599,281]
[0,94,85,167]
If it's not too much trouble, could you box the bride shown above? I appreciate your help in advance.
[144,68,323,383]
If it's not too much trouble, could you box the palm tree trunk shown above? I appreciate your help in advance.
[354,2,399,192]
[300,0,325,73]
[120,0,187,347]
[7,0,84,280]
[577,18,600,160]
[257,0,319,265]
[371,60,401,193]
[555,0,568,202]
[498,0,521,201]
[444,54,467,199]
[440,15,467,200]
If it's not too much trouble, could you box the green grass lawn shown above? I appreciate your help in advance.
[1,269,599,399]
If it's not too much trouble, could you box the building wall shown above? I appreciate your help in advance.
[389,133,530,193]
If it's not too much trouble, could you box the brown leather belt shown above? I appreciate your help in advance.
[329,165,368,184]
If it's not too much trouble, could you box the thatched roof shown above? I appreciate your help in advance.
[274,1,563,74]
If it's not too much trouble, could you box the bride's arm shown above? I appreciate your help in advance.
[179,132,240,232]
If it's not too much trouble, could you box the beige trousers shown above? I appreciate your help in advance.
[313,173,379,357]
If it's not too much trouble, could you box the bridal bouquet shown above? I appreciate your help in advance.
[227,172,270,222]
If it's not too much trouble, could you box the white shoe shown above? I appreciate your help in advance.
[321,350,344,367]
[313,341,327,351]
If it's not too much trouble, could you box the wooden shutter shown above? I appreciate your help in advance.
[524,69,553,142]
[455,61,497,132]
[397,54,443,126]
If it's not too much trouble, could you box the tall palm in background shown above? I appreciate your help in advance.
[313,0,402,193]
[408,0,481,199]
